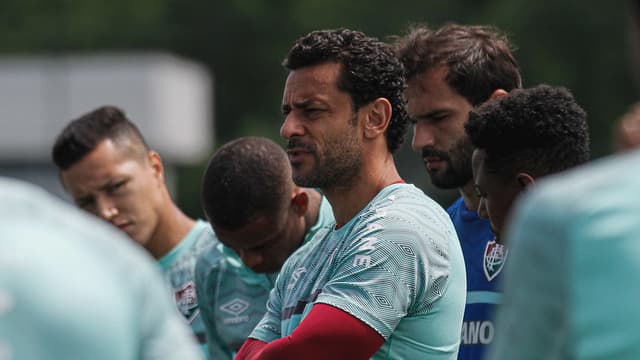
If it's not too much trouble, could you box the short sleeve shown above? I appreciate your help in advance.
[249,272,284,343]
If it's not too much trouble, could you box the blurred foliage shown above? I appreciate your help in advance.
[1,0,636,217]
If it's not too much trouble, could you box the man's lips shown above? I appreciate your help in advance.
[114,221,132,231]
[287,148,310,163]
[424,156,445,170]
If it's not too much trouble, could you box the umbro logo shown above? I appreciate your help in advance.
[220,298,249,316]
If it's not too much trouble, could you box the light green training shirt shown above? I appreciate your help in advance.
[491,150,640,360]
[0,177,203,360]
[251,184,467,359]
[195,195,334,360]
[158,219,217,358]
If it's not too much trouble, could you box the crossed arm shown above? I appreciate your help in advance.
[235,303,384,360]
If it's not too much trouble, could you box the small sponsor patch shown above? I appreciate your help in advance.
[175,281,199,323]
[483,240,507,282]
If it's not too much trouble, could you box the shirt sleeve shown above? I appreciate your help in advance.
[489,191,568,360]
[249,271,284,343]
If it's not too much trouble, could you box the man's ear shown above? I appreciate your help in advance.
[291,190,309,216]
[489,89,508,100]
[516,172,535,189]
[363,97,392,140]
[147,151,164,181]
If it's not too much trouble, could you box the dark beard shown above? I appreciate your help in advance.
[423,137,473,189]
[287,134,361,189]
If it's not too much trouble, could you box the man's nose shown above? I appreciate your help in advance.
[411,122,436,151]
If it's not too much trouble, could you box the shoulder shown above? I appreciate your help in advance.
[514,151,640,228]
[194,242,228,283]
[356,184,454,238]
[446,196,465,216]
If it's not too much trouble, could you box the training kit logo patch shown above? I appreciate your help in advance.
[220,298,250,325]
[483,240,508,282]
[175,281,199,323]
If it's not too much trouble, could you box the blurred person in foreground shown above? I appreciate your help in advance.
[0,177,202,360]
[465,84,590,245]
[394,23,521,359]
[196,136,333,359]
[236,28,466,359]
[52,106,216,356]
[490,1,640,357]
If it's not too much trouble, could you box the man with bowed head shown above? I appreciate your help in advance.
[196,136,333,359]
[236,28,466,359]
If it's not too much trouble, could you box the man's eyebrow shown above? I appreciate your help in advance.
[413,109,449,121]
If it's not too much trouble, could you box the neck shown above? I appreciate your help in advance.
[147,195,196,259]
[323,152,401,228]
[459,181,479,212]
[302,188,322,234]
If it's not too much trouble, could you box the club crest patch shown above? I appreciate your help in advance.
[175,280,199,323]
[483,240,508,282]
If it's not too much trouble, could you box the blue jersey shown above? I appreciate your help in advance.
[448,197,506,360]
[0,178,202,360]
[159,219,217,357]
[252,184,467,359]
[195,196,334,360]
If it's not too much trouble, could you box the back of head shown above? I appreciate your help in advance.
[283,28,409,153]
[202,136,292,230]
[394,23,522,106]
[466,84,590,178]
[52,106,149,170]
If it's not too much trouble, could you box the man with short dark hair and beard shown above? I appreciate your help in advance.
[236,28,466,360]
[394,23,522,360]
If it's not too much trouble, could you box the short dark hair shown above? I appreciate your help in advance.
[52,106,149,170]
[283,28,409,153]
[201,136,292,230]
[394,23,522,106]
[465,84,590,178]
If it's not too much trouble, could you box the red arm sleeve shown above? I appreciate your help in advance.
[235,303,384,360]
[235,338,268,360]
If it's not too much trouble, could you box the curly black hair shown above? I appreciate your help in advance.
[465,84,590,178]
[52,106,149,170]
[393,23,521,106]
[283,28,409,153]
[201,136,292,230]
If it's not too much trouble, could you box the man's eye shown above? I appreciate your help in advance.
[76,198,94,209]
[108,181,126,193]
[305,108,323,116]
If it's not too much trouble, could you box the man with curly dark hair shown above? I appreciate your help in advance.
[491,4,640,358]
[236,28,466,360]
[394,23,521,359]
[465,84,590,244]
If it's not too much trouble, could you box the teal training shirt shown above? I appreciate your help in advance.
[490,150,640,360]
[251,184,467,359]
[195,195,334,360]
[158,219,216,358]
[0,178,203,360]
